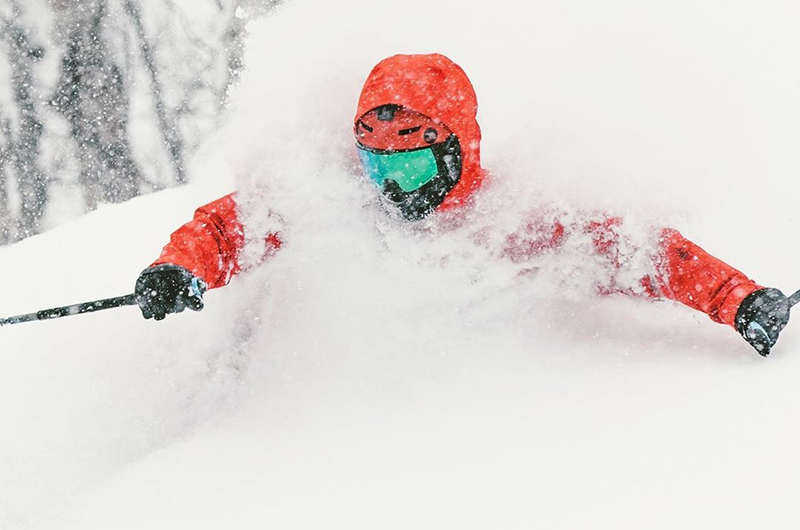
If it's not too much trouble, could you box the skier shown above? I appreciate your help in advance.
[135,53,791,356]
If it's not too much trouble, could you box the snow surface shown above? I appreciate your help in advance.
[4,0,800,528]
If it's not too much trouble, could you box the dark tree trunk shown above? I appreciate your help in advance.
[50,0,142,210]
[1,10,48,240]
[0,112,11,244]
[0,0,257,246]
[123,0,186,185]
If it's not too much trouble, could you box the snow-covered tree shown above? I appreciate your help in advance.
[0,0,279,244]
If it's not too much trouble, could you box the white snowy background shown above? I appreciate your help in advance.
[2,0,800,528]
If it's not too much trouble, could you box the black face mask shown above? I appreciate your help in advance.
[380,134,463,221]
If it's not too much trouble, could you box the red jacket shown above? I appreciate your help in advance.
[152,194,758,328]
[153,54,760,329]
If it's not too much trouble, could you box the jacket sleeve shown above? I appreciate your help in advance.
[654,228,761,327]
[504,215,761,328]
[151,193,282,289]
[588,218,761,328]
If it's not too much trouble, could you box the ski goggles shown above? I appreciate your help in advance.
[357,145,439,193]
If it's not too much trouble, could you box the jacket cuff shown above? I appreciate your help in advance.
[716,281,763,328]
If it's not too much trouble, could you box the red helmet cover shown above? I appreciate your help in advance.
[355,54,485,211]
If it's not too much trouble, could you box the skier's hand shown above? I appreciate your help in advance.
[735,288,790,356]
[135,264,207,321]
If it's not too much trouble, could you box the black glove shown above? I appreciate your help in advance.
[135,264,208,321]
[735,288,790,357]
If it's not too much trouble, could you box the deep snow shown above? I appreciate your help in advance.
[3,0,800,528]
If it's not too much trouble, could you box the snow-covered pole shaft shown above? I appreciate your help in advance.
[1,288,798,329]
[789,289,800,309]
[0,294,137,327]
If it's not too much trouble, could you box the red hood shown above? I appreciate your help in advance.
[355,54,485,211]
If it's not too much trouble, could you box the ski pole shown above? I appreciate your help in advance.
[0,294,137,327]
[789,289,800,308]
[2,287,798,329]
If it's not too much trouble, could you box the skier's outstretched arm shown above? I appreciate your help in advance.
[135,193,282,321]
[585,217,790,355]
[504,213,790,354]
[579,216,790,355]
[653,228,790,355]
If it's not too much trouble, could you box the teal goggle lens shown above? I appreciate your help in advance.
[357,146,439,193]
